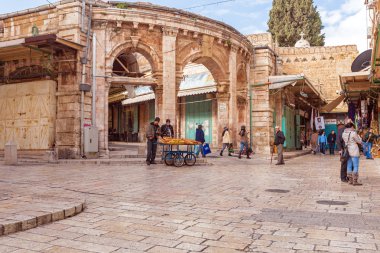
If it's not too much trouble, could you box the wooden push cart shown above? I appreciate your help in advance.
[159,138,201,167]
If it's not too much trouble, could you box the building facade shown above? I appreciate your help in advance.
[0,1,359,158]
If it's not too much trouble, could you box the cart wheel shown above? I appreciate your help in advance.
[184,154,196,166]
[164,153,175,166]
[173,154,185,167]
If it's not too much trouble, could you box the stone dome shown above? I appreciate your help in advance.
[295,33,310,48]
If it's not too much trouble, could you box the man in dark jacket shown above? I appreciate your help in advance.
[337,121,348,182]
[327,130,337,155]
[146,117,160,165]
[195,125,205,158]
[161,119,174,138]
[274,126,286,165]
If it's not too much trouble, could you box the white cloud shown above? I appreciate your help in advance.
[321,0,368,52]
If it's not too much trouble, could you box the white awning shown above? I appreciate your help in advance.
[268,74,304,90]
[122,93,155,105]
[178,86,217,97]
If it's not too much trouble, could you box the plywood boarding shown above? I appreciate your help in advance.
[0,80,56,150]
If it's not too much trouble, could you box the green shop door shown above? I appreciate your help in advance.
[185,94,213,143]
[282,106,296,149]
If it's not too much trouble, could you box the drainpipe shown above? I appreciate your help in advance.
[81,0,86,33]
[92,33,97,127]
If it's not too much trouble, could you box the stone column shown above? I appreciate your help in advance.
[251,85,273,155]
[92,23,109,158]
[216,81,230,146]
[228,45,238,144]
[161,27,179,123]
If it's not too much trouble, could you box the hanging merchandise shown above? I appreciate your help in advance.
[361,99,368,115]
[348,102,356,123]
[315,116,325,131]
[310,108,314,130]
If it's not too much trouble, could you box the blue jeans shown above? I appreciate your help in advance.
[364,143,373,159]
[195,144,204,157]
[347,156,359,174]
[240,141,248,152]
[319,143,326,154]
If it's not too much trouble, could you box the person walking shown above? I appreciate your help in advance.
[161,119,174,138]
[363,128,375,160]
[337,121,348,182]
[220,127,232,156]
[318,130,327,155]
[342,122,363,186]
[274,126,286,165]
[327,130,337,155]
[238,126,250,159]
[146,117,161,165]
[195,125,205,158]
[310,130,319,155]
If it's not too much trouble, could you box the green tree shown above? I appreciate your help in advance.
[268,0,325,47]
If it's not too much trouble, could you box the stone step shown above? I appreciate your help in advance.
[57,158,209,166]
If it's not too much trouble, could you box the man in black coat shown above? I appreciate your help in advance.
[274,126,286,165]
[327,130,337,155]
[161,119,174,138]
[336,122,348,182]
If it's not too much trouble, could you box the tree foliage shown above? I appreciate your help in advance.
[268,0,325,47]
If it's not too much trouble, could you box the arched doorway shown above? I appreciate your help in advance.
[108,51,155,144]
[178,63,217,146]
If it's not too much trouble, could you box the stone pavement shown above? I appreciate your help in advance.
[0,155,379,252]
[0,163,86,236]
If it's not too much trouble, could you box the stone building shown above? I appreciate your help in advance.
[0,1,252,158]
[0,1,362,158]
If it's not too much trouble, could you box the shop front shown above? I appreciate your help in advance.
[269,74,327,151]
[340,70,380,157]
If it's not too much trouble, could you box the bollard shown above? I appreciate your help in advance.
[4,141,18,165]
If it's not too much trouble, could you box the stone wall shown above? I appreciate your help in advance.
[278,46,358,102]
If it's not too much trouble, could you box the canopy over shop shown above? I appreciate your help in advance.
[267,74,327,150]
[339,70,379,132]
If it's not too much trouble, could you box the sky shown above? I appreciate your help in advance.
[0,0,369,52]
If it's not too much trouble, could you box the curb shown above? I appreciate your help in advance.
[0,202,86,236]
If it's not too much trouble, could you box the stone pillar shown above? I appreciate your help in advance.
[228,45,238,144]
[161,27,178,122]
[250,47,276,155]
[216,82,230,146]
[93,24,109,158]
[154,85,163,118]
[251,85,273,155]
[4,141,17,165]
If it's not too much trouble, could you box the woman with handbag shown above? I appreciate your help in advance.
[220,127,232,156]
[342,122,363,186]
[238,125,251,159]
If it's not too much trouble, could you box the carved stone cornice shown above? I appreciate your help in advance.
[92,20,108,30]
[162,26,179,37]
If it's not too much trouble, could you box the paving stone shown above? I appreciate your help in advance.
[147,246,188,253]
[0,155,379,252]
[50,238,119,253]
[176,242,207,251]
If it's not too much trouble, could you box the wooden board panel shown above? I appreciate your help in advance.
[0,80,56,150]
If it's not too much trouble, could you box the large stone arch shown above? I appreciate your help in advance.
[106,40,162,75]
[179,51,229,85]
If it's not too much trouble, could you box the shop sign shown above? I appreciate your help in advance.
[219,103,227,112]
[315,116,325,130]
[325,119,337,125]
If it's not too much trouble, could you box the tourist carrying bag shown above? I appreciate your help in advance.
[203,143,211,155]
[341,132,351,162]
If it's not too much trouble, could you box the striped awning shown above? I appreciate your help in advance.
[122,93,155,105]
[178,85,217,97]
